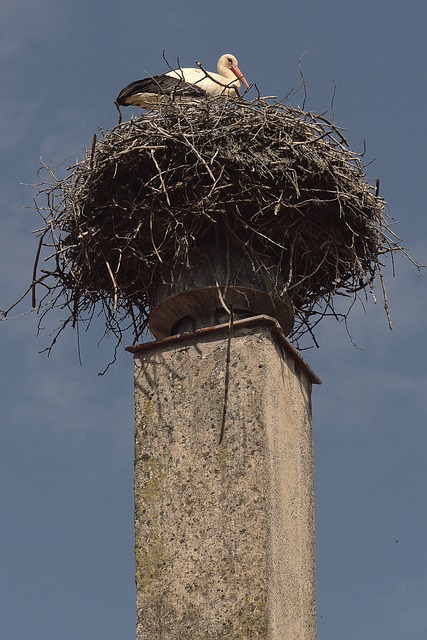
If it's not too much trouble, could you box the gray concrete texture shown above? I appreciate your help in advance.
[133,321,317,639]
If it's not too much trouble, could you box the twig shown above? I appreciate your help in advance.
[32,228,48,308]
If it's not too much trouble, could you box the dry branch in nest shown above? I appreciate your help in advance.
[24,97,407,354]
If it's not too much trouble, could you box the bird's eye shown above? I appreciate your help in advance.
[227,57,233,63]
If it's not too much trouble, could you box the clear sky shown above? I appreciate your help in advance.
[1,1,426,638]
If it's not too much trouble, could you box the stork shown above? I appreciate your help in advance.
[116,54,249,110]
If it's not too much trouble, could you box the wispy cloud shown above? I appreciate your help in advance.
[2,314,134,466]
[0,0,58,59]
[381,577,427,638]
[309,253,427,434]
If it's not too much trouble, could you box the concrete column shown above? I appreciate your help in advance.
[129,316,320,640]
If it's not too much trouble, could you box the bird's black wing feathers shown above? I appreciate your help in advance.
[116,74,208,105]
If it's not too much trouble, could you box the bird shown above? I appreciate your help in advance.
[116,54,249,110]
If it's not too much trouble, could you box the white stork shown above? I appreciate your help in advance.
[116,54,249,109]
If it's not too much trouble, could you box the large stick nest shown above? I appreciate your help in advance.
[29,98,403,352]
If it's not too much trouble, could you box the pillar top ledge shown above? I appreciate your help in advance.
[126,314,321,385]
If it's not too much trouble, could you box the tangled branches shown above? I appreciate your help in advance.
[15,97,408,353]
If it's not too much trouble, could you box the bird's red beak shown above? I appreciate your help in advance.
[232,65,250,89]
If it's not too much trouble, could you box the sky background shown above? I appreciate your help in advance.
[1,1,426,638]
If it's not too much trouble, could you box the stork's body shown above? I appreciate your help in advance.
[116,54,249,109]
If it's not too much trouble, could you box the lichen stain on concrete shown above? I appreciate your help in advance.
[135,542,163,592]
[218,594,269,639]
[143,398,152,418]
[133,325,317,639]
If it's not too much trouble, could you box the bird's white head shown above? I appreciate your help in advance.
[218,54,250,89]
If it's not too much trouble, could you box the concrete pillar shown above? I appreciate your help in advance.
[128,316,320,640]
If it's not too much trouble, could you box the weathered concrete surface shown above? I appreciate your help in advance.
[133,322,317,639]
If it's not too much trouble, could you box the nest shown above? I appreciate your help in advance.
[26,97,404,353]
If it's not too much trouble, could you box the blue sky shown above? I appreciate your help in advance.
[1,1,426,638]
